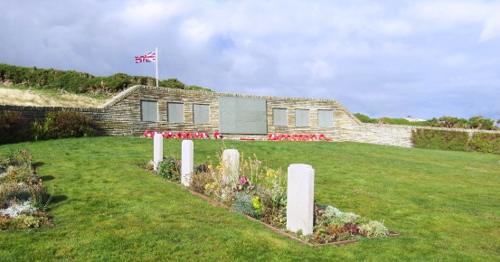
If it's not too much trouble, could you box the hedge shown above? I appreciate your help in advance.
[412,129,500,154]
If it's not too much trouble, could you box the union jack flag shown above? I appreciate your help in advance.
[135,51,156,63]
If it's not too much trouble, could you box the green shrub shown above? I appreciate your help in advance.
[353,113,377,123]
[0,111,31,145]
[190,163,212,194]
[412,129,469,151]
[232,192,259,218]
[157,157,181,181]
[468,133,500,154]
[9,214,41,229]
[412,129,500,154]
[1,63,212,95]
[358,220,388,238]
[32,110,98,140]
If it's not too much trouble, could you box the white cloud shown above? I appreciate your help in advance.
[479,12,500,42]
[0,0,498,120]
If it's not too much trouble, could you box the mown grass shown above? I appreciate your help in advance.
[0,137,498,261]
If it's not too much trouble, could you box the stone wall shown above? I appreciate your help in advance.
[100,85,362,137]
[2,85,499,147]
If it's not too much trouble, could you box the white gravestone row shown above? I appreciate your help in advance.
[155,138,315,236]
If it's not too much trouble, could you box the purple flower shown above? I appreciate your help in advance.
[238,176,248,185]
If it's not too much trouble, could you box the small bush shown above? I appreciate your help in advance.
[353,113,377,123]
[157,157,181,181]
[32,110,98,140]
[359,221,389,238]
[468,133,500,154]
[232,192,259,218]
[0,111,31,145]
[9,214,41,229]
[412,129,469,151]
[190,163,212,194]
[412,129,500,154]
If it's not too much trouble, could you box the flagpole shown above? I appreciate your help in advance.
[155,47,159,87]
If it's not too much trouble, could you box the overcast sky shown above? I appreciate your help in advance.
[1,0,499,120]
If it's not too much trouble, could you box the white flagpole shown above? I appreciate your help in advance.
[155,47,159,87]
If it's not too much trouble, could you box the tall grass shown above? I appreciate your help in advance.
[0,86,105,107]
[0,137,498,261]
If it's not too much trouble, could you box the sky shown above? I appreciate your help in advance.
[1,0,499,120]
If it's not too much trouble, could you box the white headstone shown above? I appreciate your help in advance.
[222,149,239,188]
[286,164,315,236]
[181,140,194,187]
[153,133,163,171]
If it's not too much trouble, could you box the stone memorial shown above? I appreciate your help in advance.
[181,140,194,187]
[222,149,240,188]
[286,164,315,235]
[153,133,163,171]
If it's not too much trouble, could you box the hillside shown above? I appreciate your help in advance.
[0,63,211,96]
[0,86,106,107]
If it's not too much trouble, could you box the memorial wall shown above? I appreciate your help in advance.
[6,85,496,147]
[97,85,360,139]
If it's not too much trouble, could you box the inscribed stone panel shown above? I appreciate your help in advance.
[273,108,287,126]
[295,109,310,126]
[193,104,210,124]
[141,100,158,122]
[318,109,334,127]
[168,102,184,123]
[219,97,267,134]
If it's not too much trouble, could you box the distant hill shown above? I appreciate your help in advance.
[0,63,211,96]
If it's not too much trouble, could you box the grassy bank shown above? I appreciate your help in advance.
[0,137,498,261]
[0,85,106,107]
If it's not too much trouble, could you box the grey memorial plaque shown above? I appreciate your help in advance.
[141,100,158,122]
[318,109,334,127]
[168,102,184,123]
[295,109,310,127]
[219,97,267,134]
[193,104,210,124]
[273,108,287,126]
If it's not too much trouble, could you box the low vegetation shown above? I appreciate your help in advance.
[0,63,211,96]
[354,113,499,130]
[0,138,497,260]
[0,110,99,145]
[0,86,105,107]
[0,150,52,230]
[412,129,500,154]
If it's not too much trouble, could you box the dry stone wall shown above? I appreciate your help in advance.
[99,85,363,138]
[2,85,499,147]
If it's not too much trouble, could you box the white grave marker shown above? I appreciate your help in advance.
[222,149,239,188]
[153,133,163,171]
[286,164,315,236]
[181,140,194,187]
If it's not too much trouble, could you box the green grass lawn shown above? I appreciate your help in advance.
[0,137,499,261]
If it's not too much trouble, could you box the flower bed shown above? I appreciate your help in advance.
[148,151,397,246]
[0,150,53,230]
